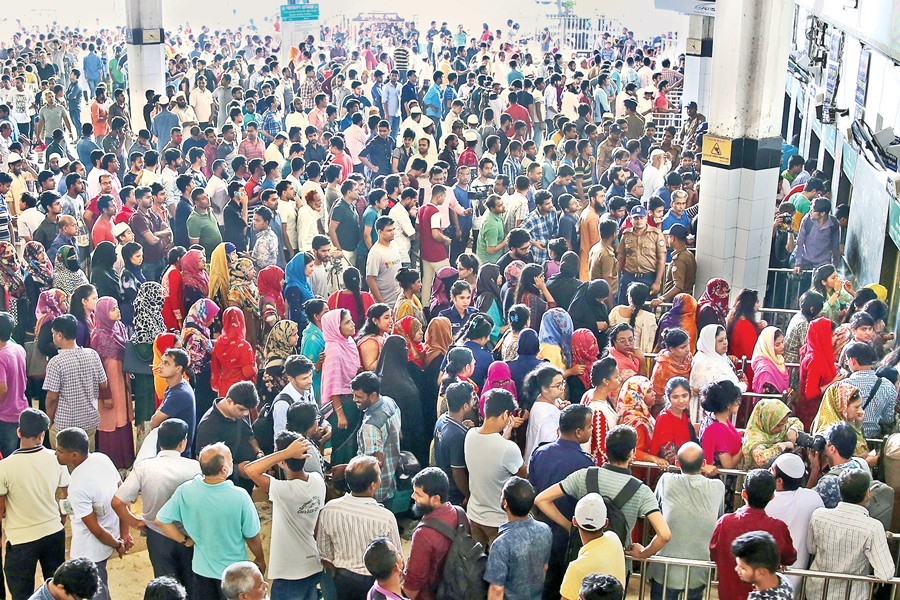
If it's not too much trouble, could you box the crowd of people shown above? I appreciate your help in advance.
[0,13,895,600]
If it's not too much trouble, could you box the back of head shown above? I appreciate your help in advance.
[502,476,536,517]
[143,576,187,600]
[364,537,398,581]
[52,558,101,600]
[345,455,380,493]
[839,469,871,504]
[731,531,779,574]
[56,427,89,455]
[19,407,50,439]
[606,425,637,463]
[743,468,776,509]
[157,418,189,450]
[227,381,259,409]
[827,421,858,460]
[483,388,515,419]
[221,562,261,600]
[676,441,704,474]
[275,429,307,472]
[559,403,591,435]
[579,573,625,600]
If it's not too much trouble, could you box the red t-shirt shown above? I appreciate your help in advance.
[115,205,134,224]
[504,103,531,128]
[418,203,447,263]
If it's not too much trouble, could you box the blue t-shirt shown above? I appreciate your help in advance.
[157,476,261,579]
[433,414,468,505]
[484,517,552,599]
[358,206,380,254]
[159,381,197,457]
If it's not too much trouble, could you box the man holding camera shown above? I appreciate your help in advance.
[807,422,863,508]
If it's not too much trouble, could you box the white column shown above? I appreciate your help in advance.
[125,0,165,129]
[694,0,794,298]
[683,15,714,117]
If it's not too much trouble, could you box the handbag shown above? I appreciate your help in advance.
[24,341,47,379]
[123,341,154,375]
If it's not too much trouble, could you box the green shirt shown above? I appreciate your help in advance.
[477,212,505,264]
[186,210,223,259]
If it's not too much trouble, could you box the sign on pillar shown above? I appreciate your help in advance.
[280,3,320,67]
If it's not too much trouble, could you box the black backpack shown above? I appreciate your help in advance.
[418,506,488,600]
[251,393,293,456]
[565,466,641,563]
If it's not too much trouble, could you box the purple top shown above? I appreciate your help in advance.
[0,342,27,423]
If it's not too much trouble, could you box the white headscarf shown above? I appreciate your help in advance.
[695,323,735,374]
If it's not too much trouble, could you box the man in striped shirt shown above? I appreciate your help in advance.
[393,40,411,84]
[317,455,401,599]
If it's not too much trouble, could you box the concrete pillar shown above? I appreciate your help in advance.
[125,0,165,129]
[682,15,714,117]
[694,0,794,298]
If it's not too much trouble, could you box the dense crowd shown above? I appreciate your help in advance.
[0,14,895,600]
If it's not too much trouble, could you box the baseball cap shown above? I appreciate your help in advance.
[664,223,689,240]
[609,124,622,135]
[687,101,698,109]
[573,493,608,531]
[630,205,648,218]
[6,152,22,164]
[623,98,638,109]
[772,453,806,479]
[111,222,130,238]
[466,114,479,125]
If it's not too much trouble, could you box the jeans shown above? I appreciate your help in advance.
[618,270,657,306]
[5,529,65,600]
[93,559,110,600]
[146,528,194,597]
[87,78,100,98]
[389,116,400,139]
[68,104,82,132]
[271,572,321,600]
[0,420,19,458]
[649,580,706,600]
[532,123,543,146]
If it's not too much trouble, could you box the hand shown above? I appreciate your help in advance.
[624,542,646,559]
[793,266,801,274]
[371,166,379,173]
[253,556,267,576]
[785,428,798,444]
[318,424,333,444]
[701,463,719,477]
[650,298,662,308]
[808,450,821,472]
[535,275,547,290]
[462,419,475,428]
[286,437,312,459]
[653,457,669,470]
[122,534,135,552]
[336,411,348,429]
[115,540,127,558]
[758,319,768,329]
[103,398,114,410]
[780,441,795,452]
[650,281,660,295]
[133,518,147,531]
[843,280,854,293]
[571,364,586,376]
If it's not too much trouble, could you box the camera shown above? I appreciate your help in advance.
[469,184,492,201]
[794,431,826,453]
[778,212,793,227]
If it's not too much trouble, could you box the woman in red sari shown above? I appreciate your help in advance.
[161,247,186,331]
[725,288,767,388]
[211,307,258,397]
[798,317,843,429]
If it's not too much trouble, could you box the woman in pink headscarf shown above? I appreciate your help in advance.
[321,308,362,465]
[478,361,518,418]
[92,296,135,469]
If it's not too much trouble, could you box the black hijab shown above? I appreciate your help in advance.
[569,279,611,348]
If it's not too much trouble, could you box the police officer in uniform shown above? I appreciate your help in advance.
[658,223,697,301]
[616,204,666,305]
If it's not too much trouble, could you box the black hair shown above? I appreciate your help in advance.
[444,346,474,380]
[484,388,516,419]
[844,341,877,366]
[284,354,314,378]
[590,357,618,387]
[502,476,536,517]
[608,322,634,348]
[341,268,366,326]
[69,285,96,323]
[395,267,420,290]
[350,371,381,395]
[411,467,449,502]
[163,348,190,372]
[302,298,327,325]
[840,469,871,504]
[701,380,742,414]
[364,537,398,581]
[446,381,474,413]
[459,313,493,344]
[559,403,592,434]
[450,279,472,298]
[51,314,78,340]
[731,531,779,574]
[358,303,391,339]
[167,246,187,266]
[287,402,319,435]
[507,304,530,333]
[842,288,878,323]
[515,264,543,304]
[56,427,90,455]
[660,327,689,350]
[862,299,889,326]
[52,558,100,600]
[726,288,759,340]
[143,576,187,600]
[664,376,691,401]
[625,282,650,328]
[226,381,259,409]
[0,312,13,342]
[826,421,859,460]
[606,425,637,463]
[522,364,563,406]
[275,429,307,472]
[812,264,837,296]
[743,468,776,509]
[19,408,50,438]
[157,418,189,450]
[579,573,625,600]
[799,291,825,322]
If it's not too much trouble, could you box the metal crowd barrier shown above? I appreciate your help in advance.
[766,268,815,310]
[631,555,900,600]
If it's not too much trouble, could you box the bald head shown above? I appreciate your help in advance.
[677,442,704,474]
[199,442,232,477]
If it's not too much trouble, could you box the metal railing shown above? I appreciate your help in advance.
[632,555,900,600]
[765,267,815,310]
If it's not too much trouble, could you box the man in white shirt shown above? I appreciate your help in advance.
[389,187,417,267]
[296,188,323,254]
[55,427,126,600]
[276,179,299,257]
[464,389,525,550]
[205,159,229,227]
[641,149,669,203]
[111,418,201,595]
[188,77,214,128]
[246,431,326,600]
[765,452,824,590]
[0,409,70,599]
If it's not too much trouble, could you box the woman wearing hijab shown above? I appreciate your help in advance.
[741,398,804,468]
[655,293,698,352]
[568,279,611,350]
[90,242,123,302]
[32,289,68,412]
[751,326,790,394]
[120,242,146,328]
[545,251,583,311]
[300,298,328,402]
[537,307,576,376]
[52,245,88,297]
[422,316,452,422]
[181,248,210,310]
[92,296,135,470]
[258,320,300,407]
[182,299,220,418]
[208,242,234,308]
[479,361,518,417]
[284,252,315,323]
[0,240,25,327]
[161,246,187,331]
[506,328,546,397]
[689,324,747,424]
[394,315,426,368]
[811,381,869,457]
[474,263,504,344]
[650,328,693,413]
[328,267,375,330]
[69,284,97,348]
[21,241,52,339]
[211,306,258,398]
[696,277,730,331]
[616,375,667,469]
[377,334,427,465]
[129,281,165,438]
[501,260,526,316]
[258,265,287,334]
[321,309,362,465]
[429,265,459,317]
[227,257,261,349]
[798,317,842,429]
[568,328,599,402]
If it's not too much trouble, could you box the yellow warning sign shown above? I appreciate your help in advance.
[702,134,732,166]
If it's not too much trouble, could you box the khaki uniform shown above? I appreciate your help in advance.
[664,247,697,296]
[618,226,666,274]
[589,242,619,300]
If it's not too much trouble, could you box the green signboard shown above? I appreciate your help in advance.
[281,4,319,22]
[889,200,900,249]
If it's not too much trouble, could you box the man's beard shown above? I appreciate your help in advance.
[412,502,434,517]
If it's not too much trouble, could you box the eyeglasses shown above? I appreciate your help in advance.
[551,382,566,389]
[615,336,635,344]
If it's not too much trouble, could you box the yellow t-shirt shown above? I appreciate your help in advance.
[560,532,627,600]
